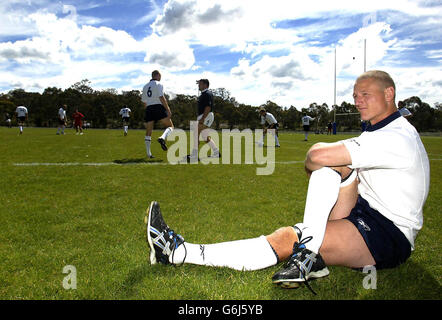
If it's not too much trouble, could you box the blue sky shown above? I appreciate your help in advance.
[0,0,441,108]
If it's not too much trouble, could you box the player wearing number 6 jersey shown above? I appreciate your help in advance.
[141,70,174,158]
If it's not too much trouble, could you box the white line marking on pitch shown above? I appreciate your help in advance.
[11,159,441,167]
[12,160,307,166]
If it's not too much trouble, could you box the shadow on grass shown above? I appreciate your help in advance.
[118,260,441,300]
[268,260,441,300]
[361,261,441,299]
[113,158,163,164]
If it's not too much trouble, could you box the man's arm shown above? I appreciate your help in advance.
[305,142,352,175]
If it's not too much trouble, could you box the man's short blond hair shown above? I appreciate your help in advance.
[357,70,396,91]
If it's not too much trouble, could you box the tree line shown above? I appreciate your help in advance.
[1,79,441,132]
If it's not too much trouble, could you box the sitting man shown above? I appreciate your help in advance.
[145,70,430,293]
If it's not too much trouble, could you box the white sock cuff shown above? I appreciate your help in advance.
[145,136,151,141]
[340,169,357,187]
[316,166,342,181]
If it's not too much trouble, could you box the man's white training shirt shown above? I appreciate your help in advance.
[141,80,164,107]
[302,115,315,126]
[341,111,430,249]
[261,112,277,125]
[58,107,66,120]
[15,106,28,117]
[119,107,131,118]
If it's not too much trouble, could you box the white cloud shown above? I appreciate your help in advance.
[142,34,195,71]
[0,0,440,108]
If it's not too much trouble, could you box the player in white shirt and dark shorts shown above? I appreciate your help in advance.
[258,107,280,147]
[119,106,131,136]
[56,105,67,135]
[141,70,174,158]
[145,70,430,294]
[302,114,315,141]
[15,105,28,135]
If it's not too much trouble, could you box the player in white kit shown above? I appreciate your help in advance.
[119,106,131,136]
[145,70,430,294]
[56,105,67,135]
[257,107,280,147]
[15,105,28,135]
[141,70,174,158]
[302,114,315,141]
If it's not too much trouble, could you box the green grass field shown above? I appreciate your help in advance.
[0,126,440,300]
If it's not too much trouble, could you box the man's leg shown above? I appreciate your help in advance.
[272,127,280,147]
[271,167,362,288]
[144,121,154,158]
[158,118,174,151]
[146,168,355,272]
[266,168,358,262]
[146,201,278,271]
[320,219,375,268]
[295,166,374,267]
[199,123,220,156]
[123,120,128,135]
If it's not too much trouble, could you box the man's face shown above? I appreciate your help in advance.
[198,81,207,91]
[353,78,391,125]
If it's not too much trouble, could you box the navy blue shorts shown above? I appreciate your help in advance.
[345,196,411,269]
[144,104,168,122]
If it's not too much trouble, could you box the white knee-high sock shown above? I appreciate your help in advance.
[301,167,341,254]
[207,139,218,153]
[274,135,280,146]
[160,127,173,140]
[145,136,152,157]
[171,236,278,271]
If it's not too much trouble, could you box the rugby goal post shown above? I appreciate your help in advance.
[334,112,364,132]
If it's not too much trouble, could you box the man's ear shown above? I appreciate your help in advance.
[384,86,395,103]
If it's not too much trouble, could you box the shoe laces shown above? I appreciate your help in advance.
[168,229,187,266]
[288,236,317,295]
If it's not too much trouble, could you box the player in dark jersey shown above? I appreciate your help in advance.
[187,79,220,161]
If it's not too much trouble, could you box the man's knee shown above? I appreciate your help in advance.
[266,226,299,260]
